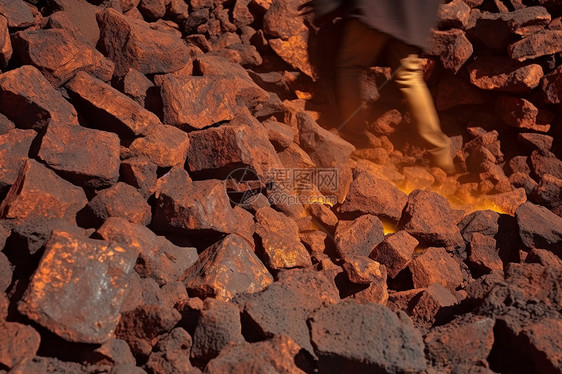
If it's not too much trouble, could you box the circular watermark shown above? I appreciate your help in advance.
[224,167,263,206]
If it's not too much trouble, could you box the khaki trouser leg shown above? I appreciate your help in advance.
[335,19,388,138]
[387,41,454,171]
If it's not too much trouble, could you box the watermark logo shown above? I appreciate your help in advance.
[224,167,339,206]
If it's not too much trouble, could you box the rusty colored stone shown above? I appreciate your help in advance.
[342,255,388,305]
[409,283,458,325]
[0,0,34,28]
[80,339,136,367]
[13,28,114,86]
[269,33,314,78]
[186,112,282,181]
[541,65,562,104]
[255,207,311,270]
[66,71,161,138]
[399,190,465,250]
[467,232,503,276]
[437,0,471,29]
[46,0,100,48]
[531,174,562,207]
[409,247,464,291]
[468,56,543,93]
[153,172,240,235]
[181,234,273,301]
[120,157,158,199]
[370,230,418,278]
[191,298,244,364]
[425,315,495,369]
[518,317,562,373]
[237,268,339,356]
[0,112,14,135]
[516,201,562,253]
[0,65,79,130]
[205,335,305,374]
[18,230,138,344]
[145,327,195,374]
[339,169,407,223]
[0,15,11,68]
[128,125,189,168]
[509,30,562,61]
[0,251,11,292]
[122,68,154,106]
[334,215,384,258]
[97,217,198,285]
[0,129,35,193]
[115,304,182,360]
[0,322,40,369]
[97,8,191,76]
[505,262,562,309]
[308,203,338,229]
[309,301,427,374]
[518,133,553,152]
[458,209,500,242]
[530,150,562,180]
[278,142,316,169]
[158,74,268,130]
[87,182,151,226]
[38,122,120,189]
[426,29,473,73]
[138,0,166,19]
[0,159,87,222]
[262,118,294,149]
[496,96,549,132]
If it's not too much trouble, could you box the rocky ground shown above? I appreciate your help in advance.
[0,0,561,373]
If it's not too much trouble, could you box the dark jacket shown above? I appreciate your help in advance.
[353,0,442,49]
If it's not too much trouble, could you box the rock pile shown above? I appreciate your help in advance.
[0,0,561,373]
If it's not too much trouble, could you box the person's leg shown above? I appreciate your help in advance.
[335,19,388,145]
[386,40,455,174]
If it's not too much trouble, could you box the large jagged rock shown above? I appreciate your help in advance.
[409,247,464,291]
[180,234,273,301]
[334,214,385,258]
[37,122,120,189]
[0,322,41,370]
[516,201,562,253]
[509,30,562,61]
[0,15,11,69]
[426,28,473,73]
[86,182,152,226]
[467,56,543,93]
[12,28,114,86]
[128,124,190,168]
[309,301,427,374]
[399,190,465,250]
[145,327,195,374]
[97,8,191,76]
[18,230,138,344]
[0,129,35,193]
[370,230,418,278]
[0,65,79,130]
[0,159,87,223]
[46,0,100,48]
[0,0,34,28]
[66,71,161,138]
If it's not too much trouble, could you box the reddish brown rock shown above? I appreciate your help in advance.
[309,301,427,373]
[46,0,100,48]
[334,215,384,258]
[0,15,11,68]
[509,30,562,61]
[0,112,14,134]
[181,234,273,301]
[87,182,151,226]
[339,169,408,223]
[205,335,305,374]
[115,304,182,359]
[0,322,40,369]
[255,207,312,271]
[468,56,543,93]
[516,201,562,253]
[426,29,473,73]
[409,283,458,325]
[128,125,189,168]
[0,159,87,222]
[409,247,464,291]
[153,171,240,235]
[437,0,471,29]
[308,203,338,229]
[97,8,191,76]
[342,255,388,304]
[97,217,198,285]
[138,0,166,19]
[0,252,11,292]
[518,133,553,152]
[278,142,316,169]
[269,33,314,78]
[541,65,562,104]
[158,74,268,130]
[122,68,154,106]
[262,118,294,149]
[145,327,196,374]
[518,317,562,374]
[18,230,138,344]
[425,315,495,369]
[436,74,484,111]
[236,268,339,356]
[531,174,562,207]
[0,129,35,193]
[13,28,114,86]
[0,0,34,28]
[505,262,562,309]
[0,65,79,130]
[496,96,549,132]
[186,112,282,181]
[458,209,500,242]
[66,71,161,138]
[120,157,158,199]
[399,190,465,250]
[467,232,503,276]
[79,339,136,367]
[38,122,120,189]
[531,150,562,180]
[191,298,244,364]
[370,230,418,278]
